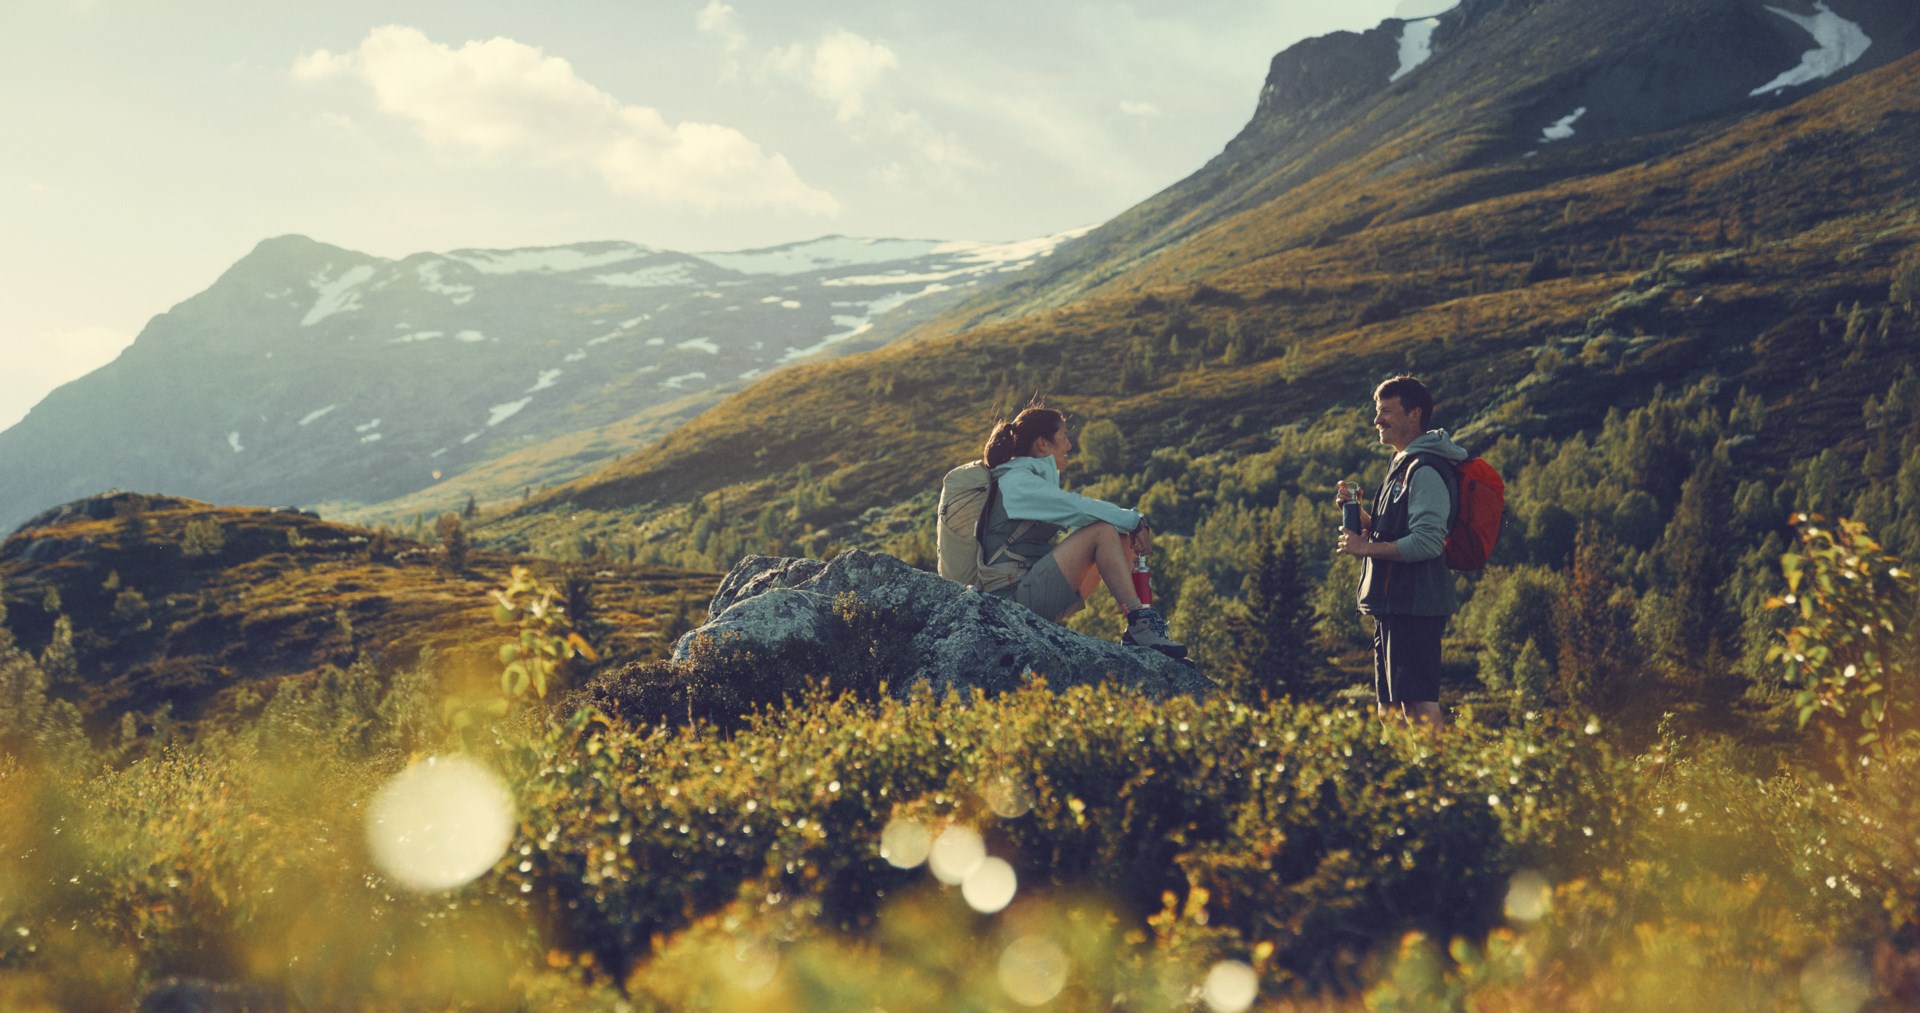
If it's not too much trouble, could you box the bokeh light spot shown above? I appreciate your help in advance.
[961,856,1017,913]
[366,755,515,892]
[734,940,780,993]
[1204,960,1259,1012]
[880,817,932,869]
[1504,870,1552,922]
[998,934,1069,1006]
[984,773,1034,818]
[1800,946,1871,1013]
[929,824,985,885]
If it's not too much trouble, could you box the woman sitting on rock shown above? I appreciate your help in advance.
[977,404,1184,658]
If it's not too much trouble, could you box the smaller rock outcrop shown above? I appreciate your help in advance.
[656,549,1212,702]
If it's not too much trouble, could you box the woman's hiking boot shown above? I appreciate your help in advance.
[1122,605,1187,659]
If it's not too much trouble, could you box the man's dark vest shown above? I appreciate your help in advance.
[1357,453,1459,617]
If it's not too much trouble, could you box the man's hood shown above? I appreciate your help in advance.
[1401,429,1470,462]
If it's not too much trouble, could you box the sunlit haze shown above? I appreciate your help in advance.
[2,1,1418,433]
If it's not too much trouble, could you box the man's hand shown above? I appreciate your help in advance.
[1339,529,1405,561]
[1335,480,1361,506]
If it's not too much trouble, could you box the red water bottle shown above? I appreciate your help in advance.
[1131,555,1154,606]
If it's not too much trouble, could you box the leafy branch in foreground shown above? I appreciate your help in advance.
[446,566,598,735]
[1768,515,1919,770]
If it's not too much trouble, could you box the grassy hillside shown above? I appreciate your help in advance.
[485,52,1920,565]
[0,493,719,732]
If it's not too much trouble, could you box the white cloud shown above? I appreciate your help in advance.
[767,29,899,122]
[759,27,977,187]
[291,48,355,81]
[0,325,133,433]
[316,111,354,129]
[24,181,57,196]
[1119,100,1162,117]
[697,2,746,51]
[809,29,899,121]
[291,25,837,214]
[697,2,748,78]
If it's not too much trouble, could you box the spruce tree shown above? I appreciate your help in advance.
[1661,449,1736,672]
[1555,523,1639,714]
[1231,530,1319,700]
[436,514,470,571]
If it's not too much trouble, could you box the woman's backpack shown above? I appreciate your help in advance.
[936,462,1033,591]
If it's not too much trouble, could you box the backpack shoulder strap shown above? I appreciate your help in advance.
[977,471,1037,564]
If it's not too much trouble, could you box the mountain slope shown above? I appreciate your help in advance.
[0,492,717,726]
[0,230,1086,532]
[488,0,1919,559]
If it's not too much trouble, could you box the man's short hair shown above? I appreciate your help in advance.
[1374,375,1434,429]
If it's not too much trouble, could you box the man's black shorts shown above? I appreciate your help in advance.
[1372,613,1445,704]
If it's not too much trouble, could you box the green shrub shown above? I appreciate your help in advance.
[497,685,1633,988]
[180,519,226,558]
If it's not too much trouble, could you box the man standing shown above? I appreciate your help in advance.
[1336,376,1468,727]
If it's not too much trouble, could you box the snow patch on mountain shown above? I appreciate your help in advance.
[391,330,443,344]
[455,330,487,343]
[592,262,700,288]
[302,264,376,327]
[487,399,531,427]
[298,405,338,426]
[661,372,707,389]
[825,268,972,287]
[934,227,1092,265]
[676,338,720,355]
[527,370,562,393]
[1750,2,1871,96]
[1391,19,1441,81]
[781,314,878,363]
[228,432,244,453]
[416,261,476,305]
[448,244,651,275]
[360,432,383,444]
[1541,107,1588,142]
[695,236,946,276]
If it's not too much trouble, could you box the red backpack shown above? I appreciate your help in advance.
[1436,456,1505,571]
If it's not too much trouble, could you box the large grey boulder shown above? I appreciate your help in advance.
[675,549,1213,698]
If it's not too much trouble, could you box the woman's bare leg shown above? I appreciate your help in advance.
[1048,522,1139,614]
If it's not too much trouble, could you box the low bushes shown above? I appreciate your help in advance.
[499,682,1633,990]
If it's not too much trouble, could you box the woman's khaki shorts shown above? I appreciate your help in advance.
[1009,553,1082,623]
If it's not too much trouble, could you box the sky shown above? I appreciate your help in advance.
[2,0,1429,434]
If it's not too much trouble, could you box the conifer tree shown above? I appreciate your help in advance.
[1555,523,1640,713]
[1230,530,1319,700]
[1654,448,1740,682]
[39,615,77,686]
[436,513,470,571]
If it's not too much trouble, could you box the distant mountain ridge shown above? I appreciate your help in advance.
[0,228,1087,531]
